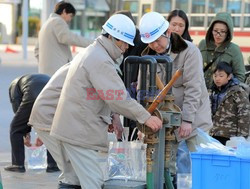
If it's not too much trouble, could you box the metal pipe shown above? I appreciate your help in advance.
[144,55,173,94]
[147,172,154,189]
[124,56,158,189]
[165,170,175,189]
[142,56,157,100]
[166,62,173,94]
[124,56,158,106]
[145,55,172,64]
[140,63,147,107]
[124,55,175,189]
[124,56,142,128]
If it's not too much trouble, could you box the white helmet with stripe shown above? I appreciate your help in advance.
[102,14,136,46]
[139,12,169,44]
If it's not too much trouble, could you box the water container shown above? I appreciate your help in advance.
[191,153,250,189]
[177,173,192,189]
[26,145,47,169]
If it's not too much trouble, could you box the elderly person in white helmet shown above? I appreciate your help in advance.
[138,12,213,176]
[49,14,162,188]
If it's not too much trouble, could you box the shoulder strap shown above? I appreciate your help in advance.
[203,52,225,73]
[203,61,214,72]
[203,43,231,73]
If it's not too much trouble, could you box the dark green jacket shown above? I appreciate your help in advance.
[198,12,245,89]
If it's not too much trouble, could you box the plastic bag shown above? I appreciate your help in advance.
[107,141,147,181]
[226,136,246,148]
[177,141,191,174]
[26,144,47,169]
[225,136,250,158]
[236,141,250,159]
[194,128,235,156]
[177,173,192,189]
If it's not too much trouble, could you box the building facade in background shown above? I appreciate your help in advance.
[0,0,249,63]
[123,0,250,63]
[0,0,115,44]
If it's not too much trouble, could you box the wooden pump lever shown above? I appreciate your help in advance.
[147,69,182,114]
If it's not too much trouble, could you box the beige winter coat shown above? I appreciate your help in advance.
[38,13,92,76]
[50,36,151,152]
[170,40,213,137]
[140,34,213,140]
[28,63,70,131]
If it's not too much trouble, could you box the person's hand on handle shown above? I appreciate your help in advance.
[112,113,123,140]
[144,116,162,132]
[178,121,192,138]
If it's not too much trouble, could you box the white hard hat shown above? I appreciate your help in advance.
[139,12,169,44]
[102,14,136,46]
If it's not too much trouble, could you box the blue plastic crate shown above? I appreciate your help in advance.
[191,153,250,189]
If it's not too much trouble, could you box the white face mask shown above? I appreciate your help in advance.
[108,34,124,74]
[116,55,124,66]
[114,55,124,75]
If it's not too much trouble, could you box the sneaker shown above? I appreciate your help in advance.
[58,182,81,189]
[46,165,60,173]
[4,165,25,173]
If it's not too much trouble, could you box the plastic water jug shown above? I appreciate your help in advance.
[26,145,47,169]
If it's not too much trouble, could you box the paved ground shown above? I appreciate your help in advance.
[0,44,60,188]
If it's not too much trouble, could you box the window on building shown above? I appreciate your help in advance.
[141,4,151,15]
[244,17,250,27]
[232,16,240,27]
[29,0,42,17]
[245,0,250,13]
[70,14,82,31]
[123,0,139,13]
[192,0,206,13]
[191,16,205,27]
[208,0,223,13]
[176,0,188,12]
[84,15,106,39]
[243,0,250,28]
[227,0,241,13]
[155,0,171,13]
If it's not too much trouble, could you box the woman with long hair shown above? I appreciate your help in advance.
[167,9,192,42]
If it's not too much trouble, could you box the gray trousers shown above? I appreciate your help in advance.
[34,129,80,185]
[62,142,106,189]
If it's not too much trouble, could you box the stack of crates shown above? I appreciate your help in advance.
[191,153,250,189]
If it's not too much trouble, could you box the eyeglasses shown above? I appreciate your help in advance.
[212,30,228,37]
